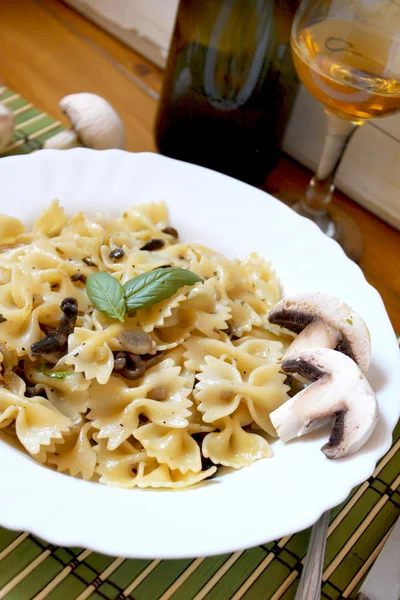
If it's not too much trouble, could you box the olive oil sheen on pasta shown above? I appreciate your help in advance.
[155,0,299,186]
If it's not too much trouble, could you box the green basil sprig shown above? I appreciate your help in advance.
[124,267,202,311]
[86,271,126,322]
[86,267,202,321]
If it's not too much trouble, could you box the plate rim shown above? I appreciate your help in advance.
[0,148,399,559]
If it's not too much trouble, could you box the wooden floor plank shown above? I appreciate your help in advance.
[38,0,163,96]
[0,0,158,152]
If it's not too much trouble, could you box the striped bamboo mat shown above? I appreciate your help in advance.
[0,86,399,600]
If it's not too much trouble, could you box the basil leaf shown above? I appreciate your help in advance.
[86,272,126,322]
[124,267,203,312]
[37,367,74,379]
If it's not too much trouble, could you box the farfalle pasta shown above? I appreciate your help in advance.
[0,200,290,489]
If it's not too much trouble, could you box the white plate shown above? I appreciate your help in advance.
[0,149,399,559]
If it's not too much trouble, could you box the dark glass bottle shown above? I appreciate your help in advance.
[155,0,299,186]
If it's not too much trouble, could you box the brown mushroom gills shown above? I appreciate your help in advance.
[269,309,356,364]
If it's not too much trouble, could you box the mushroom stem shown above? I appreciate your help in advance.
[31,297,78,355]
[42,130,81,150]
[284,320,340,360]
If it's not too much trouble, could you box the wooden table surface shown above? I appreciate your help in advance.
[1,0,399,331]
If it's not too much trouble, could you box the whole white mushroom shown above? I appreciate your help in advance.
[43,93,125,150]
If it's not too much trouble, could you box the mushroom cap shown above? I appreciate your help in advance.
[270,348,379,458]
[268,292,371,373]
[59,93,125,150]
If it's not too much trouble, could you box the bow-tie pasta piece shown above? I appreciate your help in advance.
[181,277,231,339]
[240,254,281,306]
[228,299,263,337]
[136,290,189,333]
[122,201,171,239]
[87,360,192,450]
[33,200,68,237]
[0,214,26,246]
[244,364,289,435]
[194,357,242,422]
[134,424,202,473]
[95,438,150,488]
[0,387,71,457]
[120,250,171,282]
[64,323,123,384]
[194,355,289,434]
[25,365,91,422]
[184,335,284,375]
[203,415,272,469]
[161,243,214,266]
[61,211,105,237]
[49,421,96,480]
[136,462,216,489]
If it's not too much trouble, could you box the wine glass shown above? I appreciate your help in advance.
[288,0,400,261]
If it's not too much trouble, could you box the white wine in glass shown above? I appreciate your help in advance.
[289,0,400,261]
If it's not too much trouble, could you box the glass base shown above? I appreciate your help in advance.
[279,195,363,263]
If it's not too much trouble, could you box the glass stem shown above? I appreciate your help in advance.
[301,112,359,216]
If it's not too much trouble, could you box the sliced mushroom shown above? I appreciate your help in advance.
[113,352,145,380]
[141,351,163,369]
[31,297,78,355]
[140,238,165,251]
[148,387,167,401]
[270,348,378,458]
[268,292,371,373]
[162,226,179,238]
[109,246,124,261]
[118,330,153,355]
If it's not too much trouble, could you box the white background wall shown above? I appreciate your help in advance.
[66,0,400,229]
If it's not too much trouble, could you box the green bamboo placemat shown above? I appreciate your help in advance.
[1,86,399,600]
